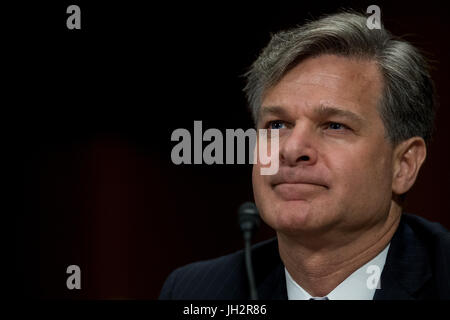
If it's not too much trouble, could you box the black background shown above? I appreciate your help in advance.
[16,0,450,299]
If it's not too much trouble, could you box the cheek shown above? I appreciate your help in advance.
[252,164,265,203]
[252,164,275,223]
[332,145,393,200]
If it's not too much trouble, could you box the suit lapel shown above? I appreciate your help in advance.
[252,237,289,300]
[257,262,288,300]
[374,214,432,300]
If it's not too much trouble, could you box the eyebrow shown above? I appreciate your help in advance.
[314,104,366,125]
[259,105,289,120]
[259,104,366,125]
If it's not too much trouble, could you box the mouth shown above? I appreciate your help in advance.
[272,182,328,201]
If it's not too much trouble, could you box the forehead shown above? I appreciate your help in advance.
[261,54,384,120]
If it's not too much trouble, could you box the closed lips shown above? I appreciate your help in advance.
[270,174,329,189]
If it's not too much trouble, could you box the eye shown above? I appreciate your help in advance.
[325,122,348,130]
[267,120,286,130]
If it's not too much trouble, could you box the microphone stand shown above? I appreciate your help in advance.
[243,230,258,300]
[238,202,260,300]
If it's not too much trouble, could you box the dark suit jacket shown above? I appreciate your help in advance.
[159,214,450,300]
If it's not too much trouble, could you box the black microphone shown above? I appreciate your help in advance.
[238,202,260,300]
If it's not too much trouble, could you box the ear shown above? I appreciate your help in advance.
[392,137,427,195]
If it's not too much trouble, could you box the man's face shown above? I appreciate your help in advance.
[253,54,396,237]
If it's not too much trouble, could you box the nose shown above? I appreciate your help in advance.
[279,124,318,166]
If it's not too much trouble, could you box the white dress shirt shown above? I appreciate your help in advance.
[285,243,390,300]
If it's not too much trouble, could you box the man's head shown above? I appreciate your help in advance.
[245,12,435,237]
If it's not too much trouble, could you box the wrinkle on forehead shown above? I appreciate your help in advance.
[266,55,382,108]
[259,55,385,129]
[284,60,379,89]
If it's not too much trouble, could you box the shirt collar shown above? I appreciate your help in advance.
[285,243,390,300]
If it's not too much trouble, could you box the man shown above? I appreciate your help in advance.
[159,11,450,300]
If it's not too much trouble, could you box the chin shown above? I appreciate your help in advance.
[259,198,323,234]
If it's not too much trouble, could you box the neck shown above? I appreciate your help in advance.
[278,202,402,297]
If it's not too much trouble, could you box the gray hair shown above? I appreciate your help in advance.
[244,11,436,145]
